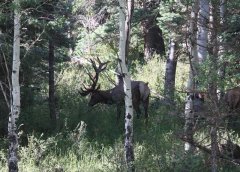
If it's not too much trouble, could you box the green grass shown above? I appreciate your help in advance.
[1,59,240,171]
[0,108,185,172]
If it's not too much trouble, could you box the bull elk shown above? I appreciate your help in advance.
[80,57,150,121]
[224,86,240,112]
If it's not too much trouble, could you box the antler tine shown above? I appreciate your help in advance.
[95,57,110,72]
[80,57,110,97]
[86,70,95,83]
[84,58,103,91]
[90,59,98,71]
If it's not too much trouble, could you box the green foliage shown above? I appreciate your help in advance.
[1,49,238,172]
[2,59,218,171]
[158,1,186,38]
[0,102,185,172]
[191,53,240,91]
[2,1,240,171]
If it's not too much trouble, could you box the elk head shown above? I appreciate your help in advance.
[80,57,109,106]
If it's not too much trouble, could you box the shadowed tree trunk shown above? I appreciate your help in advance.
[164,37,177,104]
[209,1,220,171]
[141,0,165,61]
[210,125,218,172]
[48,39,57,128]
[8,0,20,171]
[197,0,209,63]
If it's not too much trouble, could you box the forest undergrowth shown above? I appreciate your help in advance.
[0,59,239,171]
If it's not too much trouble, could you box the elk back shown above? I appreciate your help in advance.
[224,87,240,111]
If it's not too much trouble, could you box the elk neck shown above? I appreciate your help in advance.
[95,89,115,105]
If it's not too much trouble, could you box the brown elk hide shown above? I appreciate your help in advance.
[224,87,240,110]
[220,140,240,159]
[138,81,150,101]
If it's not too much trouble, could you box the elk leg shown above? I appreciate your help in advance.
[116,104,121,122]
[133,95,141,118]
[134,104,141,119]
[143,96,149,119]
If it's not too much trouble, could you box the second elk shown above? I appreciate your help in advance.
[224,86,240,112]
[80,58,150,121]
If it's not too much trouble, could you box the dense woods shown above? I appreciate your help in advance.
[0,0,240,171]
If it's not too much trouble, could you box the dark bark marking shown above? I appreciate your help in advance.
[127,113,132,119]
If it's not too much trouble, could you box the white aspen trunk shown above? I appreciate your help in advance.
[184,0,199,152]
[8,0,21,171]
[184,95,194,151]
[197,0,209,62]
[218,0,226,98]
[219,0,225,26]
[184,0,209,152]
[164,37,177,104]
[125,0,134,60]
[67,0,74,57]
[118,0,134,171]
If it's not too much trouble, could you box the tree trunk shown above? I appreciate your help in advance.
[116,0,134,80]
[184,0,210,153]
[67,0,74,57]
[164,37,177,104]
[48,39,57,128]
[141,1,165,61]
[125,0,134,61]
[8,0,20,171]
[218,0,226,99]
[209,2,220,171]
[184,94,194,152]
[208,0,218,102]
[210,125,218,172]
[197,0,209,63]
[184,0,199,152]
[118,0,134,171]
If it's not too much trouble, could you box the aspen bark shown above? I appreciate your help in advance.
[197,0,209,63]
[164,37,177,104]
[184,0,199,152]
[8,0,21,171]
[125,0,134,60]
[118,0,134,171]
[218,0,226,98]
[184,0,209,153]
[184,94,194,151]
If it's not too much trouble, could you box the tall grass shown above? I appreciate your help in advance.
[1,59,239,171]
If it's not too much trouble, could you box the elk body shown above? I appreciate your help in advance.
[80,58,150,121]
[224,86,240,111]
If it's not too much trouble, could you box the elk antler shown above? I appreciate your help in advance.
[80,57,109,96]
